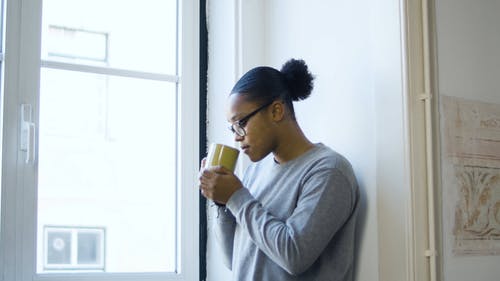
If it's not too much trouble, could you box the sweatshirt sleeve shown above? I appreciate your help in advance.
[213,204,236,270]
[226,167,356,275]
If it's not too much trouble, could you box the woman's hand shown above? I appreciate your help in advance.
[199,164,243,205]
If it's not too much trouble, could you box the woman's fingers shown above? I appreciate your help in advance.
[211,165,231,174]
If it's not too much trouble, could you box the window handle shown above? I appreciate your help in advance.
[20,104,36,165]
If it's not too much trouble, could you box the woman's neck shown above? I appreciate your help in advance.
[273,123,314,164]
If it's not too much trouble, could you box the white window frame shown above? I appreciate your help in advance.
[0,0,200,281]
[43,226,106,271]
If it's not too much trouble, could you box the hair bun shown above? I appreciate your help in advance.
[280,58,314,101]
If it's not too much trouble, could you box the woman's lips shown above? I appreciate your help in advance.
[241,145,250,152]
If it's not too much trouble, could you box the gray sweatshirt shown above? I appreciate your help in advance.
[214,143,359,281]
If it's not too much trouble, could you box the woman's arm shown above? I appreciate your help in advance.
[226,168,357,275]
[213,205,237,270]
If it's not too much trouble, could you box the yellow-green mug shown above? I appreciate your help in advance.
[206,143,240,172]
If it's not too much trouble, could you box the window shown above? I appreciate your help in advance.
[0,0,199,280]
[44,226,105,271]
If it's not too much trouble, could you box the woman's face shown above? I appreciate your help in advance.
[226,94,277,162]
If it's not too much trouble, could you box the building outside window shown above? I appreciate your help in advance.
[0,0,200,280]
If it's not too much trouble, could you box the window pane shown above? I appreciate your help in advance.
[77,232,101,265]
[47,231,71,265]
[41,0,177,75]
[36,68,177,273]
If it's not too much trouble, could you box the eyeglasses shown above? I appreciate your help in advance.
[229,100,274,137]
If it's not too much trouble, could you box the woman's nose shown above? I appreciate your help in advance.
[234,134,244,142]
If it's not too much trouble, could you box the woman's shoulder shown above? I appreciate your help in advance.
[309,143,354,175]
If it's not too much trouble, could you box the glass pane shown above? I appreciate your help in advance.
[47,231,71,265]
[36,68,177,273]
[41,0,177,75]
[77,232,99,264]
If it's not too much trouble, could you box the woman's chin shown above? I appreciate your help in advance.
[247,151,267,162]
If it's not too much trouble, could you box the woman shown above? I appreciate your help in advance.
[199,59,359,281]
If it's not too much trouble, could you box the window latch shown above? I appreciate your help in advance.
[20,104,36,165]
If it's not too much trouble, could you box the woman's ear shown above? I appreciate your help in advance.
[271,101,285,122]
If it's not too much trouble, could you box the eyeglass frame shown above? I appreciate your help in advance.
[229,100,274,137]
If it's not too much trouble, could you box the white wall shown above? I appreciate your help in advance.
[206,1,407,280]
[264,1,379,281]
[372,0,410,280]
[435,0,500,104]
[435,1,500,281]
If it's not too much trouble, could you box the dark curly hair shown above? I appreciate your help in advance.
[230,58,315,119]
